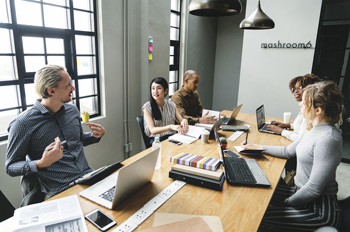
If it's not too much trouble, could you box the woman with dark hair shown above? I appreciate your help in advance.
[242,81,343,231]
[267,74,321,141]
[143,77,188,145]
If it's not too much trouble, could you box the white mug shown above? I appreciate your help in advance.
[283,112,292,124]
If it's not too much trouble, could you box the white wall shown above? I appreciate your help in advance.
[238,0,322,118]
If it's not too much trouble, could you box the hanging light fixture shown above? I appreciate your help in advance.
[240,0,274,29]
[189,0,242,17]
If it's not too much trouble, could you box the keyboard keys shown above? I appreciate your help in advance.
[225,157,256,184]
[99,186,115,202]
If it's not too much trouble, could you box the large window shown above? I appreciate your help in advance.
[169,0,181,96]
[0,0,100,141]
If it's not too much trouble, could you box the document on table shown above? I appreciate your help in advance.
[202,109,220,120]
[12,195,88,232]
[227,125,251,141]
[168,126,205,144]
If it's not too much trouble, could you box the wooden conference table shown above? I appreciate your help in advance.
[3,112,292,232]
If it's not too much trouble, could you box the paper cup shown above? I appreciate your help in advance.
[201,130,210,143]
[283,112,292,124]
[81,112,90,123]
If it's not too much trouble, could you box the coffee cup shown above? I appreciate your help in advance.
[283,112,292,124]
[201,130,210,143]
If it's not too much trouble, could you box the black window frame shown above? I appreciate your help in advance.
[0,0,101,141]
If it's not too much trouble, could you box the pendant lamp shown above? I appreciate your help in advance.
[189,0,242,17]
[240,0,274,29]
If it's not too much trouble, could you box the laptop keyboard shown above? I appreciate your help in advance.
[99,186,115,202]
[225,157,256,184]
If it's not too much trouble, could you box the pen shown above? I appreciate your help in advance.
[45,140,67,151]
[245,132,248,145]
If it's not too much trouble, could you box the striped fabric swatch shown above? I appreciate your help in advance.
[170,153,221,171]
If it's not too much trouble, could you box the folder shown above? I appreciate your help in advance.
[169,170,225,191]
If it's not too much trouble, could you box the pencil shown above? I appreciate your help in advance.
[245,132,248,145]
[45,140,67,151]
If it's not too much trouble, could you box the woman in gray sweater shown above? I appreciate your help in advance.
[242,81,343,231]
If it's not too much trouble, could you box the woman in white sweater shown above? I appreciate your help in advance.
[267,74,320,141]
[243,81,343,231]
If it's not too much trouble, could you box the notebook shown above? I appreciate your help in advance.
[222,104,243,125]
[214,128,270,187]
[79,148,159,209]
[256,105,280,135]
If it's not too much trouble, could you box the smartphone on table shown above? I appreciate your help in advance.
[168,139,183,145]
[85,209,116,231]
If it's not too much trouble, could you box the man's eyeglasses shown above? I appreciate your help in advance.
[291,86,303,93]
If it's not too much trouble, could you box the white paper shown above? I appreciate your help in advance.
[194,123,213,130]
[168,126,205,144]
[12,195,88,232]
[227,124,251,142]
[202,109,220,120]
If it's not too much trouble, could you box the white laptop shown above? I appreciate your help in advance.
[79,148,159,209]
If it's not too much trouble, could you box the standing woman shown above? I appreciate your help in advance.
[143,77,188,146]
[242,81,343,231]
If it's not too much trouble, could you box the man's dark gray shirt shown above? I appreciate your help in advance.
[6,100,100,195]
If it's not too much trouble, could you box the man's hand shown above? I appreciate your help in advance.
[266,124,284,134]
[37,137,63,169]
[86,122,105,138]
[199,111,217,124]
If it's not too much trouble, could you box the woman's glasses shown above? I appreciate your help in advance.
[291,86,303,93]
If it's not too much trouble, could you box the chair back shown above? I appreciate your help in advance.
[339,196,350,232]
[0,190,15,222]
[136,115,151,148]
[20,174,45,207]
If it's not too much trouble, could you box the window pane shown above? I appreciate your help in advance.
[44,5,69,29]
[171,0,180,11]
[73,0,92,11]
[24,56,45,73]
[169,56,174,65]
[0,0,11,24]
[47,56,65,67]
[25,83,37,105]
[170,13,179,27]
[0,85,20,109]
[22,37,44,54]
[0,29,14,53]
[77,56,95,75]
[74,10,93,32]
[169,71,177,82]
[15,0,42,27]
[78,78,96,97]
[79,96,97,115]
[75,35,94,54]
[46,38,64,54]
[170,28,179,41]
[0,56,17,81]
[0,109,20,136]
[43,0,68,7]
[170,46,174,55]
[169,83,176,96]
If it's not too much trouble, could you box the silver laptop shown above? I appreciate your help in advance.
[256,105,280,135]
[222,104,243,125]
[214,128,270,187]
[79,148,159,209]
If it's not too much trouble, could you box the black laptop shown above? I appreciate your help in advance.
[256,105,280,135]
[214,128,270,187]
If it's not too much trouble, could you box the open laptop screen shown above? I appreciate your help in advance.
[256,105,266,129]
